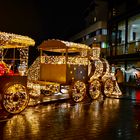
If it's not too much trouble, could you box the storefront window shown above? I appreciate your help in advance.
[128,14,140,53]
[118,22,125,45]
[110,25,117,56]
[102,29,107,35]
[117,21,125,55]
[101,42,107,48]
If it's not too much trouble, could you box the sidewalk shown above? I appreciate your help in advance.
[119,83,140,101]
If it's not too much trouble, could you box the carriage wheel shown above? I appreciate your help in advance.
[104,78,114,97]
[89,79,101,99]
[2,83,29,114]
[71,81,86,102]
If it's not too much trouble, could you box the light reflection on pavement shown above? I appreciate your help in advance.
[0,97,140,140]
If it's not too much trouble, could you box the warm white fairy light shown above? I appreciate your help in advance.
[90,47,101,59]
[72,81,86,102]
[28,57,40,81]
[61,40,90,50]
[17,47,29,75]
[88,45,122,97]
[28,39,122,102]
[0,31,35,77]
[43,55,88,65]
[27,81,60,98]
[0,31,35,47]
[80,49,88,57]
[89,58,104,82]
[89,79,101,99]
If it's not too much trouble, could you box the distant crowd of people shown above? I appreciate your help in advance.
[112,65,140,92]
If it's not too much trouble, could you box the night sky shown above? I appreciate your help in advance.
[0,0,93,62]
[0,0,93,43]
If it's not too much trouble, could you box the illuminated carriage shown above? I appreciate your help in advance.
[28,39,122,103]
[0,32,35,114]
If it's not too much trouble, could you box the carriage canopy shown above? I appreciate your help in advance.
[38,39,90,53]
[0,31,35,48]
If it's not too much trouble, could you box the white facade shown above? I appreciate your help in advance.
[69,21,107,46]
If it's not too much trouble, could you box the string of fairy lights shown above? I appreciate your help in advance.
[0,32,35,47]
[0,31,35,75]
[28,39,122,102]
[41,56,89,65]
[0,32,121,102]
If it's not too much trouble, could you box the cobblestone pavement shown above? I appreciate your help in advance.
[0,94,140,140]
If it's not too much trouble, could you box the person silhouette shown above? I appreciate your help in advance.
[115,68,124,92]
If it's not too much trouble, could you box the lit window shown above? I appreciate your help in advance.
[102,29,107,35]
[101,42,107,48]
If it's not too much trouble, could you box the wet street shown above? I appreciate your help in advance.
[1,88,140,140]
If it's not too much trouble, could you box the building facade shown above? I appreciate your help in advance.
[70,0,140,85]
[69,0,109,58]
[107,0,140,85]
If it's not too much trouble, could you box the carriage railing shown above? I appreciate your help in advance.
[41,55,89,65]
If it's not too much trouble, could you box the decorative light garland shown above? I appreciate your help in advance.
[0,31,35,48]
[43,55,88,65]
[28,57,40,81]
[28,39,122,101]
[0,31,35,76]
